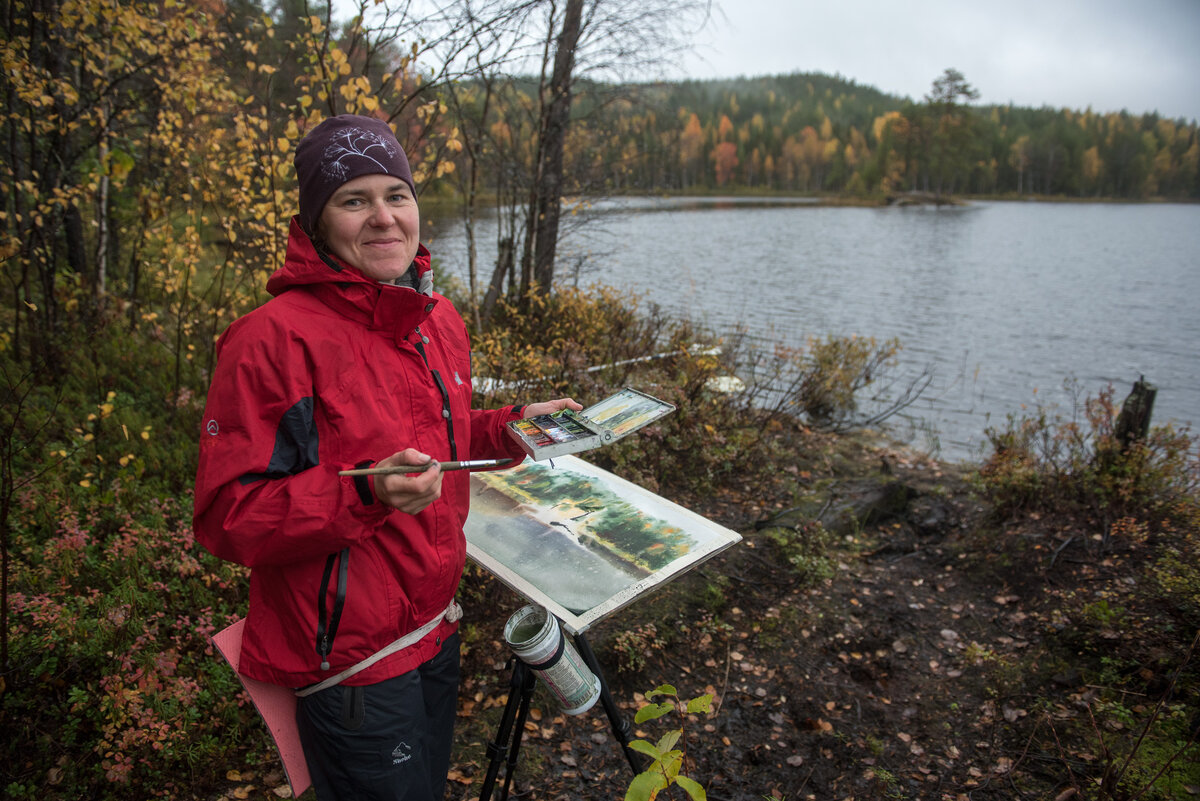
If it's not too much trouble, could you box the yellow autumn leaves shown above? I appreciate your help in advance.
[69,393,149,487]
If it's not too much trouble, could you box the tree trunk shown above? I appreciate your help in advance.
[481,236,514,321]
[63,204,88,279]
[529,0,583,295]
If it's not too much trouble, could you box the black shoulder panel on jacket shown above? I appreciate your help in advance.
[239,396,319,484]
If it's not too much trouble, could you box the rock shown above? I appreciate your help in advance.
[1051,669,1082,688]
[909,496,958,537]
[828,480,919,534]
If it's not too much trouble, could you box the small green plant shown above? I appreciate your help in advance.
[762,519,837,585]
[611,623,667,674]
[868,767,905,799]
[1082,598,1126,627]
[625,684,714,801]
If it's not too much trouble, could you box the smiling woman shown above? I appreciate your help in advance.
[192,114,582,801]
[318,175,421,283]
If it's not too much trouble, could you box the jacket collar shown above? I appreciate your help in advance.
[268,217,438,339]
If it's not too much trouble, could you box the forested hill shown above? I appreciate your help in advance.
[560,70,1200,200]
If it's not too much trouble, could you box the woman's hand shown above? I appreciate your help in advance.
[370,449,443,514]
[522,398,584,418]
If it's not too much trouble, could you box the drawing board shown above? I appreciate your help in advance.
[464,455,742,634]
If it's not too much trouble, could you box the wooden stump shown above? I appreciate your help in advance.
[1115,376,1157,449]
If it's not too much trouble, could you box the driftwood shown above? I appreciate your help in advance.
[1115,376,1157,449]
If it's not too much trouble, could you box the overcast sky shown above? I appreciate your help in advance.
[673,0,1200,121]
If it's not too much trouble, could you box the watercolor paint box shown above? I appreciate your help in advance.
[506,387,676,461]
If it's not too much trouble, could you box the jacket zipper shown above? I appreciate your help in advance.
[315,547,350,670]
[311,325,454,672]
[412,328,458,459]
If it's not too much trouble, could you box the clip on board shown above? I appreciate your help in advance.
[507,387,676,461]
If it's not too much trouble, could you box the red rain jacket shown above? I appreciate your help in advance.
[194,219,525,688]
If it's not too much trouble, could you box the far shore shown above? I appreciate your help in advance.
[420,189,1200,219]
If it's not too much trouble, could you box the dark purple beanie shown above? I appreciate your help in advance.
[294,115,416,236]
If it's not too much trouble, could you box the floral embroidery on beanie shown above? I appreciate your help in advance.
[322,127,398,182]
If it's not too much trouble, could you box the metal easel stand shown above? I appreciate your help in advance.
[477,632,644,801]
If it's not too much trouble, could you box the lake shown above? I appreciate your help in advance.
[424,198,1200,462]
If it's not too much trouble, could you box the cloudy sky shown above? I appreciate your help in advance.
[673,0,1200,121]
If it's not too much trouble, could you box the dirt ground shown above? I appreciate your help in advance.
[437,433,1189,801]
[223,431,1190,801]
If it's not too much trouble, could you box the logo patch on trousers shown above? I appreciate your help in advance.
[392,741,413,765]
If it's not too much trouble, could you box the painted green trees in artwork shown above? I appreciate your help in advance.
[478,464,694,572]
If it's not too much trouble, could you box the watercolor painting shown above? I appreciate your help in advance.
[581,388,675,438]
[464,455,741,633]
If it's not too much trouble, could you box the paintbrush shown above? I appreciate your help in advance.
[338,458,514,477]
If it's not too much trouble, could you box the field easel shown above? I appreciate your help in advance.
[462,456,743,800]
[477,627,643,801]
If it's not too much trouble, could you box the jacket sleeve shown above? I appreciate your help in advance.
[468,405,529,464]
[192,313,391,568]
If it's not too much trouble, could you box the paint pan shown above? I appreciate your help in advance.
[505,387,676,461]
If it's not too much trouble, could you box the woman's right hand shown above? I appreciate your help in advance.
[371,449,444,514]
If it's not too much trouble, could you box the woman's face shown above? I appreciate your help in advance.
[317,173,420,283]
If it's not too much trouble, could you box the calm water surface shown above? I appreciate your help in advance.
[426,199,1200,462]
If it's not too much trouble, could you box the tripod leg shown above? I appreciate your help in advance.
[573,633,647,775]
[478,659,532,801]
[499,663,538,801]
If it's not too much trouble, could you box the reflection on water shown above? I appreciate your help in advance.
[427,200,1200,461]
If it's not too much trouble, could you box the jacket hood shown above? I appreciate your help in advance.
[266,216,438,340]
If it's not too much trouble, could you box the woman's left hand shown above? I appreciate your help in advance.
[523,398,583,418]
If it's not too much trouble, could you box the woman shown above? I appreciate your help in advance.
[193,114,581,800]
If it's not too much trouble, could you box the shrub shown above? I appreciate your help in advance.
[2,483,259,799]
[1,315,262,799]
[975,382,1200,537]
[736,334,912,432]
[465,283,764,495]
[467,283,672,401]
[464,284,911,497]
[1150,501,1200,626]
[789,334,900,425]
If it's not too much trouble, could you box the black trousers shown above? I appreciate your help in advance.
[296,633,461,801]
